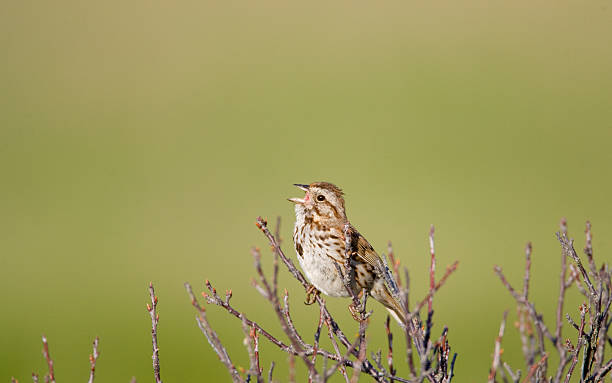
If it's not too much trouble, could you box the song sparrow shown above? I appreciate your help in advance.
[289,182,406,325]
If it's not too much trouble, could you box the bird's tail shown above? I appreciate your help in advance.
[371,280,408,327]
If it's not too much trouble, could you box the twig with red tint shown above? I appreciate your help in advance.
[387,242,401,288]
[41,336,55,383]
[552,220,571,382]
[87,337,100,383]
[309,305,325,383]
[185,282,244,383]
[242,319,263,383]
[412,261,459,314]
[522,353,548,383]
[556,232,597,299]
[386,316,396,376]
[522,242,532,301]
[583,221,596,277]
[488,311,508,383]
[494,265,555,348]
[428,225,435,314]
[147,283,163,383]
[564,304,587,383]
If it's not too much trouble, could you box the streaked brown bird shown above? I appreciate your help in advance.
[289,182,406,325]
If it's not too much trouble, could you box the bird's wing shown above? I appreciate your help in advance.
[347,225,400,296]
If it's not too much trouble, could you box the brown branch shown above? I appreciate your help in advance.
[552,220,571,382]
[503,362,521,383]
[267,361,275,383]
[386,316,396,376]
[87,337,100,383]
[522,353,548,383]
[324,335,362,381]
[41,336,55,383]
[489,311,508,383]
[494,266,555,346]
[309,306,325,383]
[185,282,244,382]
[242,319,262,383]
[556,232,597,299]
[523,242,532,300]
[147,283,163,383]
[289,354,296,383]
[591,357,612,382]
[249,246,310,359]
[413,261,459,314]
[273,216,281,298]
[564,304,587,383]
[388,242,401,288]
[583,221,597,277]
[324,317,350,383]
[282,290,308,350]
[428,225,436,314]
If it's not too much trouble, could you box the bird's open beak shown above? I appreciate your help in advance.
[288,183,310,204]
[293,184,309,191]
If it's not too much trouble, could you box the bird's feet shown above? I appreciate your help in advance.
[348,301,362,321]
[348,291,371,322]
[304,284,320,305]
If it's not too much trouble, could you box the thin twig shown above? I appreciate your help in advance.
[523,242,532,301]
[386,316,396,376]
[147,283,163,383]
[489,311,508,383]
[267,361,275,383]
[309,306,325,383]
[494,266,555,345]
[564,304,587,383]
[41,335,55,383]
[583,221,597,277]
[185,283,244,382]
[591,357,612,382]
[413,261,459,314]
[556,232,597,299]
[242,318,262,383]
[324,318,350,383]
[87,337,100,383]
[521,353,548,383]
[428,225,436,314]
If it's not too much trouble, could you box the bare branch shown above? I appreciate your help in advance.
[87,337,100,383]
[428,225,436,314]
[564,304,587,383]
[489,311,508,383]
[386,316,396,376]
[267,361,275,383]
[185,282,244,382]
[522,242,532,300]
[522,353,548,383]
[413,261,459,314]
[41,335,55,383]
[147,283,163,383]
[556,232,597,298]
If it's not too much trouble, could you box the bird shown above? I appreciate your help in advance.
[288,182,406,326]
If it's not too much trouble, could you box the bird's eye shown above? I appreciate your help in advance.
[317,195,325,202]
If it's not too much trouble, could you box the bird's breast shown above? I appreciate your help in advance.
[293,223,350,297]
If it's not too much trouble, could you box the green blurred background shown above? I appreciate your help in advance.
[1,0,611,381]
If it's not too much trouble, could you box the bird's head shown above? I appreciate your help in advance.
[289,182,346,223]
